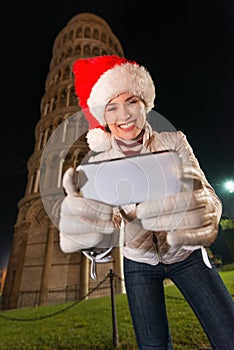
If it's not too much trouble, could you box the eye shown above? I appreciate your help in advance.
[106,104,118,112]
[127,97,140,106]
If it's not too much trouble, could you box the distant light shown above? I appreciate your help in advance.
[224,180,234,193]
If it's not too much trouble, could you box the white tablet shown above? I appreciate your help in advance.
[77,150,182,206]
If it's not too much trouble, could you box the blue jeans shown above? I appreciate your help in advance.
[124,249,234,350]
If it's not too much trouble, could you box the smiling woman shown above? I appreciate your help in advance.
[58,54,234,349]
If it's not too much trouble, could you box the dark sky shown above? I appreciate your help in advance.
[1,0,234,267]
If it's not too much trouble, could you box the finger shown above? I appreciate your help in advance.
[59,214,116,234]
[61,197,113,221]
[137,190,207,219]
[182,166,203,181]
[62,167,78,196]
[141,208,214,231]
[166,221,218,247]
[59,232,104,252]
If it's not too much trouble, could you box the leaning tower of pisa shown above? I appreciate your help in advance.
[2,12,124,310]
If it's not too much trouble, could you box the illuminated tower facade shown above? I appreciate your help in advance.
[2,12,124,309]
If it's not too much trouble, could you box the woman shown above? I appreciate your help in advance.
[59,55,234,349]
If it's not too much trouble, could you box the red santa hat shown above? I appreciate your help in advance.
[73,55,156,149]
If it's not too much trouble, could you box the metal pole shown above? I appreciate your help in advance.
[109,269,119,347]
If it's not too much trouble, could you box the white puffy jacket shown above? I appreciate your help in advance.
[82,122,222,267]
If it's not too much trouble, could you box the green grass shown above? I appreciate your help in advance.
[0,269,233,350]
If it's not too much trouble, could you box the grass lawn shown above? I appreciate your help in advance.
[0,268,233,350]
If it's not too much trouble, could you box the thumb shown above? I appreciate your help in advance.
[62,167,78,196]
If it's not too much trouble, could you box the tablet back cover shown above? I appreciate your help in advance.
[77,151,182,206]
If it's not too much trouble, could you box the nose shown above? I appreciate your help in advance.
[119,103,131,121]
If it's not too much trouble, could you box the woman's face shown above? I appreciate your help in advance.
[104,92,147,140]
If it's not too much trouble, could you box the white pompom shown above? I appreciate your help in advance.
[86,128,111,151]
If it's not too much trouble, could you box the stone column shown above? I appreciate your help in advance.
[39,223,57,305]
[79,253,89,300]
[3,221,31,309]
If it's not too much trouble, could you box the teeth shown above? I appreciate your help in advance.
[119,122,134,129]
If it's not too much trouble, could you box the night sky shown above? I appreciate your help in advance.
[1,0,234,267]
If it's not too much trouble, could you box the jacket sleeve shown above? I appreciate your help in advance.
[176,130,222,226]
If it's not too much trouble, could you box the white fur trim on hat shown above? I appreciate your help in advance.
[87,62,155,125]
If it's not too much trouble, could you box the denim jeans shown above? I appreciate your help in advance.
[124,249,234,350]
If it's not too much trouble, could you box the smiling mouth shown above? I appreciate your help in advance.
[118,121,135,129]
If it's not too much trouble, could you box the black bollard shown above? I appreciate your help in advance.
[109,269,119,347]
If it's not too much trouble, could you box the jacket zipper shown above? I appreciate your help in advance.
[153,232,162,262]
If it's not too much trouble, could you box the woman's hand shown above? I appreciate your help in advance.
[59,168,119,253]
[136,166,218,247]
